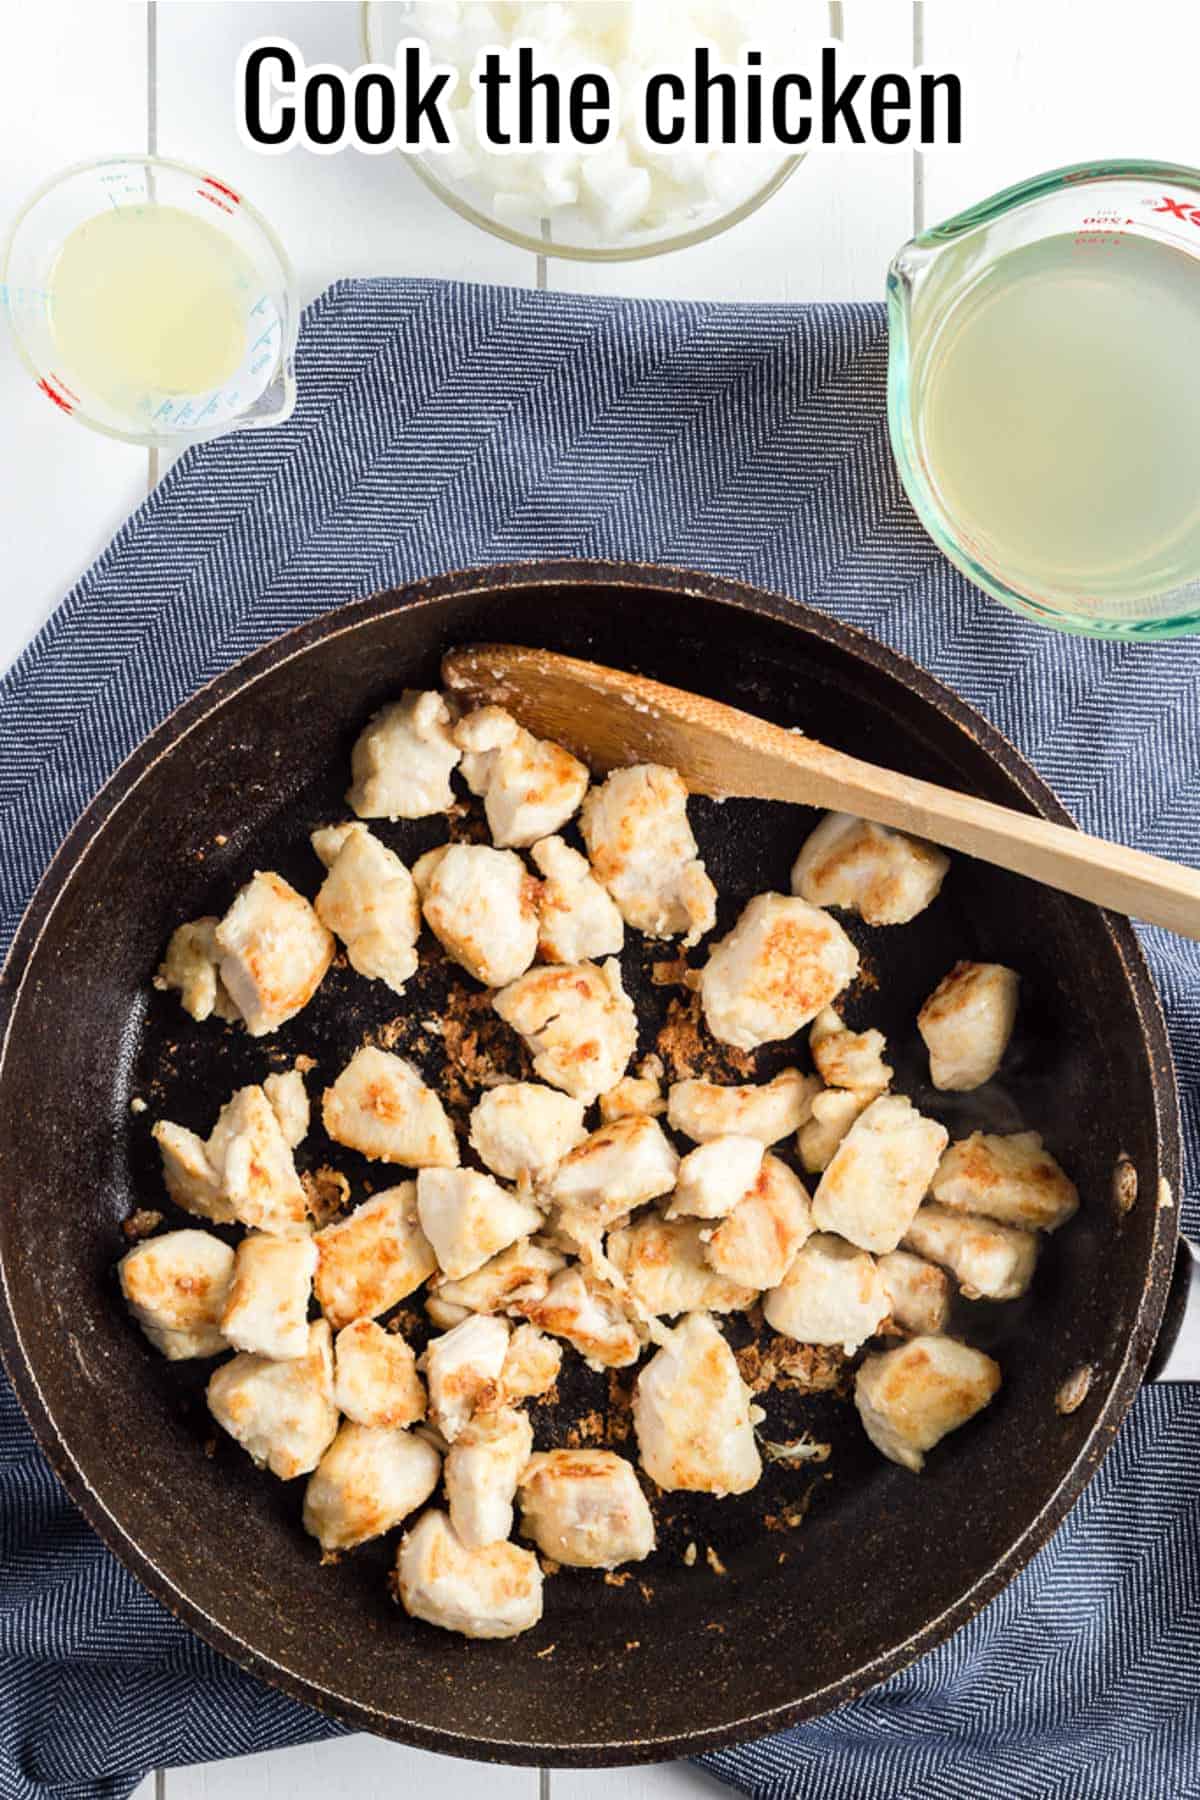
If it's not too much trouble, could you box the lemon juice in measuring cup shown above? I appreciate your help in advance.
[3,155,297,447]
[888,160,1200,637]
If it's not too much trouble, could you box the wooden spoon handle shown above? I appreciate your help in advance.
[443,644,1200,941]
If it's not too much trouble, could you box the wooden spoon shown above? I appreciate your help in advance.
[442,643,1200,941]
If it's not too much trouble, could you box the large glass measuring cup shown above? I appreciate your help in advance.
[888,160,1200,638]
[3,155,297,449]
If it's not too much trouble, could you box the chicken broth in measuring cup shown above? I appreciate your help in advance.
[914,232,1200,607]
[887,161,1200,635]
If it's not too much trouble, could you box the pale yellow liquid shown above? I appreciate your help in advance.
[915,233,1200,604]
[50,205,257,405]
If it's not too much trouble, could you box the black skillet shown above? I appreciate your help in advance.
[0,562,1190,1767]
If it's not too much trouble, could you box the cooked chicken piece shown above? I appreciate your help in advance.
[796,1087,873,1174]
[346,690,461,821]
[703,1154,813,1290]
[155,917,240,1023]
[199,1085,307,1233]
[548,1116,679,1227]
[519,1449,655,1569]
[792,812,949,926]
[500,1323,562,1402]
[878,1249,952,1336]
[430,1239,565,1316]
[445,1406,534,1548]
[311,821,421,995]
[303,1421,441,1552]
[220,1231,317,1360]
[634,1313,760,1496]
[918,961,1019,1091]
[455,706,589,848]
[515,1266,642,1369]
[812,1094,949,1255]
[855,1334,1001,1472]
[665,1135,763,1221]
[699,894,859,1050]
[903,1203,1038,1302]
[598,1063,666,1123]
[468,1083,588,1184]
[413,843,539,987]
[531,835,625,964]
[667,1068,818,1145]
[213,871,334,1037]
[416,1169,543,1283]
[580,764,716,946]
[762,1233,889,1353]
[313,1184,437,1329]
[425,1296,470,1329]
[396,1509,543,1639]
[118,1229,234,1360]
[493,960,637,1103]
[206,1320,337,1479]
[931,1131,1079,1233]
[809,1008,892,1095]
[262,1067,310,1149]
[606,1216,757,1318]
[334,1319,426,1429]
[151,1121,229,1223]
[422,1314,511,1441]
[322,1047,458,1167]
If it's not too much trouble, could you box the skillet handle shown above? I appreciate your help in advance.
[1147,1239,1200,1382]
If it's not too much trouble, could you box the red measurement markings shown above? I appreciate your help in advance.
[202,175,241,204]
[36,377,73,414]
[1151,195,1200,226]
[197,188,235,215]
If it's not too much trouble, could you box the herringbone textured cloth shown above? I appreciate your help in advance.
[0,281,1197,1800]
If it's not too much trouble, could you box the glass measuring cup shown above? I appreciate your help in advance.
[887,160,1200,638]
[3,155,298,448]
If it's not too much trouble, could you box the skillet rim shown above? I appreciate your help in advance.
[0,558,1182,1766]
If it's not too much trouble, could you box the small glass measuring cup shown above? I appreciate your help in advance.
[2,155,298,448]
[887,159,1200,639]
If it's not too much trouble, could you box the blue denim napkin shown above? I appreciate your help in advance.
[1,280,1197,1800]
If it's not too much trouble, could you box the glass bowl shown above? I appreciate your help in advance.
[362,2,836,262]
[2,154,297,448]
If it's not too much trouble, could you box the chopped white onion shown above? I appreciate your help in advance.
[369,1,825,249]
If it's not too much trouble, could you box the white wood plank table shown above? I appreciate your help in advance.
[0,5,1194,1796]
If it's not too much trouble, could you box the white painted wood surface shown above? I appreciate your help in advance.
[0,3,1195,1795]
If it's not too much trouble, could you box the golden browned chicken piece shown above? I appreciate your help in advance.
[214,871,334,1036]
[855,1334,1001,1472]
[455,705,589,848]
[634,1314,761,1496]
[302,1421,440,1552]
[313,1184,437,1329]
[918,961,1019,1091]
[519,1449,655,1568]
[931,1131,1079,1232]
[396,1509,543,1639]
[413,842,540,988]
[346,690,461,821]
[792,812,949,926]
[333,1319,426,1429]
[580,763,716,945]
[118,1229,234,1360]
[322,1047,458,1167]
[206,1320,337,1480]
[699,894,859,1050]
[220,1231,317,1360]
[811,1094,948,1255]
